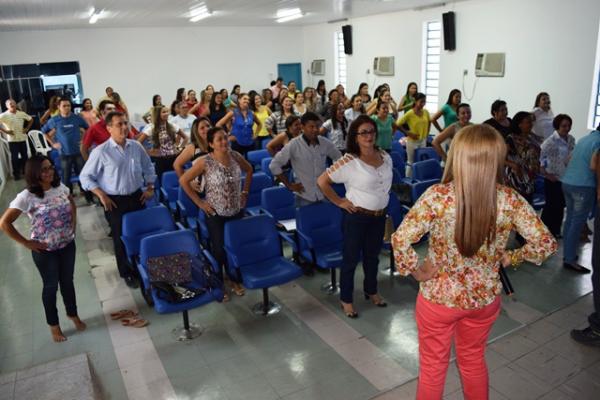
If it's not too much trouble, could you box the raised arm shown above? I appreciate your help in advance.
[431,125,456,162]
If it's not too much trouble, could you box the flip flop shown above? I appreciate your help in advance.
[110,310,137,320]
[121,318,149,328]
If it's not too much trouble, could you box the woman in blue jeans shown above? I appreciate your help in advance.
[561,124,600,273]
[318,115,393,318]
[0,155,86,342]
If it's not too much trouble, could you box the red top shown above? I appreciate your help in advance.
[83,120,135,148]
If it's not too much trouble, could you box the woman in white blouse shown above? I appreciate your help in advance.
[317,115,393,318]
[532,92,554,143]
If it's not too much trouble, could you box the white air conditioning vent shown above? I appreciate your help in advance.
[311,59,325,75]
[373,57,394,76]
[475,53,505,77]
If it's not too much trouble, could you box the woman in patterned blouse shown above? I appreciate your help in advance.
[179,127,253,300]
[391,124,557,400]
[0,156,86,342]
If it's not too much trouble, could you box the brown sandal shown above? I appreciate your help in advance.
[121,318,149,328]
[110,310,137,320]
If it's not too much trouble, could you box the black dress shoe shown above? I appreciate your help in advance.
[571,327,600,346]
[124,276,139,289]
[563,262,591,274]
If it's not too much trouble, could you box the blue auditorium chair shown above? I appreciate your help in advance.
[414,147,441,162]
[243,172,273,215]
[296,202,343,294]
[139,230,224,340]
[223,215,303,315]
[160,171,180,214]
[247,149,270,171]
[411,159,442,182]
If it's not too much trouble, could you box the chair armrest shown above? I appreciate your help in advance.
[278,231,297,252]
[137,262,150,288]
[160,187,168,200]
[223,245,241,268]
[295,230,314,249]
[176,200,187,217]
[202,249,220,274]
[176,222,187,231]
[120,235,136,258]
[245,207,264,217]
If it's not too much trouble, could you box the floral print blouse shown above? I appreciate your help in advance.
[391,183,557,309]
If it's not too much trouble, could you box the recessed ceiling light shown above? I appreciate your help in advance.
[189,3,212,22]
[276,8,304,23]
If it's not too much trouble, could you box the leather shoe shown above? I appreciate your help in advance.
[563,262,591,274]
[124,276,139,289]
[571,327,600,346]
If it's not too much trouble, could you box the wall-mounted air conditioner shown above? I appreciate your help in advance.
[373,57,394,76]
[475,53,505,77]
[311,59,325,75]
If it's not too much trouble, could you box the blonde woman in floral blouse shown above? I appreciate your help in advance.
[391,124,557,400]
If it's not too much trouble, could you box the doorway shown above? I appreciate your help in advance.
[277,63,303,90]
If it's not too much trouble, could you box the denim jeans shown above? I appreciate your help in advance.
[590,206,600,330]
[8,141,28,179]
[31,241,77,326]
[339,211,386,303]
[60,154,84,192]
[562,183,596,263]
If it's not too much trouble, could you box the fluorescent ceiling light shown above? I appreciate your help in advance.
[276,8,304,23]
[87,7,95,18]
[189,3,212,22]
[89,12,100,24]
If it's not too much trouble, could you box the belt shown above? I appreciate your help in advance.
[355,207,387,217]
[108,188,142,198]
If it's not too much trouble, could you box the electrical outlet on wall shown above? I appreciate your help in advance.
[463,69,468,76]
[366,69,370,74]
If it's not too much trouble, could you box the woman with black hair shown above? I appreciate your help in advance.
[399,82,418,113]
[230,84,241,105]
[540,114,575,237]
[320,103,348,151]
[345,94,365,126]
[356,82,371,107]
[504,111,540,203]
[216,93,262,157]
[397,92,431,176]
[143,94,162,123]
[179,127,253,299]
[317,115,393,318]
[0,155,86,342]
[484,100,512,139]
[208,92,227,126]
[431,89,461,132]
[315,79,328,116]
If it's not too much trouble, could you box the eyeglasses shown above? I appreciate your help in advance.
[357,129,376,136]
[41,165,55,173]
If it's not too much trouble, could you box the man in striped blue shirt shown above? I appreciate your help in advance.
[80,111,156,288]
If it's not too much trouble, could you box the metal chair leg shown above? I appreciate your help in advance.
[251,288,281,316]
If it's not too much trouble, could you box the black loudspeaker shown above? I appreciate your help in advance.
[342,25,353,55]
[442,11,456,51]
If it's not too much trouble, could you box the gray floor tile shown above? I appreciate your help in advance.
[559,370,600,400]
[513,346,580,385]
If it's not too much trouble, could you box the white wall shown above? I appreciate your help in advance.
[302,0,600,138]
[0,26,304,122]
[1,0,599,137]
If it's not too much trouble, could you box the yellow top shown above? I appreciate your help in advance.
[397,109,431,141]
[254,106,270,137]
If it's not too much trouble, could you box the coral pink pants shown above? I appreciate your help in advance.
[415,294,501,400]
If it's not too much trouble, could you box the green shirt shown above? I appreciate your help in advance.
[441,104,457,127]
[371,114,394,150]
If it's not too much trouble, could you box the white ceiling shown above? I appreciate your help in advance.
[0,0,458,31]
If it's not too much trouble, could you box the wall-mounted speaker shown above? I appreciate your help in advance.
[342,25,353,55]
[442,12,456,51]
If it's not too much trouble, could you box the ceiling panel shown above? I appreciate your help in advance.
[0,0,459,31]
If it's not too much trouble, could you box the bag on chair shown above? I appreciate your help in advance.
[147,252,193,285]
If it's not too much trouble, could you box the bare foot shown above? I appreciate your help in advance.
[50,325,67,342]
[69,316,87,331]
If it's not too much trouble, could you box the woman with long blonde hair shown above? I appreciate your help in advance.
[392,124,557,400]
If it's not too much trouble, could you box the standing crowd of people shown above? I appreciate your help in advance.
[1,77,600,400]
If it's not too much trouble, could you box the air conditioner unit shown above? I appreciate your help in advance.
[475,53,505,77]
[311,59,325,75]
[373,57,394,76]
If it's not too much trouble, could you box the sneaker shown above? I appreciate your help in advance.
[570,327,600,346]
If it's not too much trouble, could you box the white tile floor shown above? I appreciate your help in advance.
[372,293,600,399]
